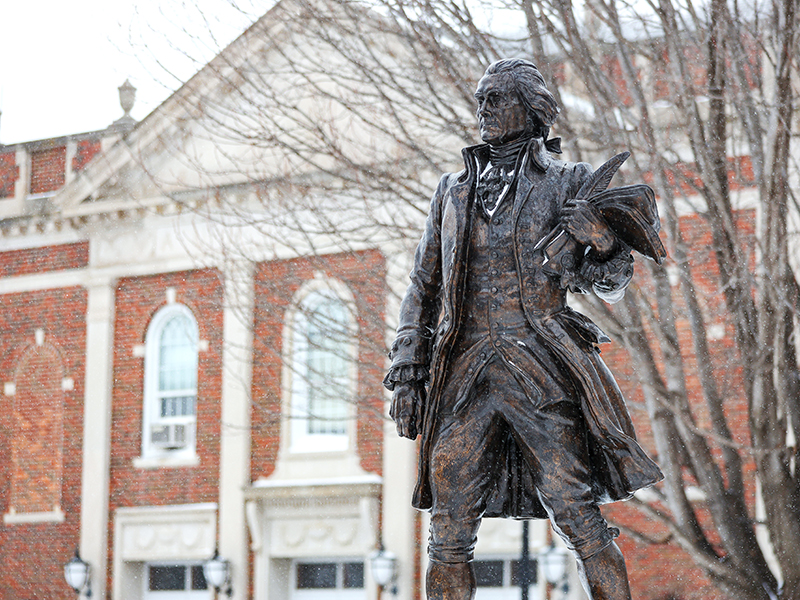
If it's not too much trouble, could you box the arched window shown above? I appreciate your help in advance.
[142,304,199,459]
[10,343,65,516]
[289,287,356,453]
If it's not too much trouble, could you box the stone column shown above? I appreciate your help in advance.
[80,276,116,600]
[381,418,419,600]
[218,261,254,599]
[381,247,421,600]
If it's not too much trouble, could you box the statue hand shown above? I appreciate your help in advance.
[390,382,425,440]
[561,199,616,258]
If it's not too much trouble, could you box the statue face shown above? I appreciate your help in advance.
[474,73,528,146]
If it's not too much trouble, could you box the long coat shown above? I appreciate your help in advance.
[388,138,663,519]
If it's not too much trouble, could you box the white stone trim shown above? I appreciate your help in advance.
[218,260,254,600]
[3,506,65,524]
[4,382,15,396]
[248,479,380,558]
[113,502,218,600]
[132,454,201,470]
[80,277,116,600]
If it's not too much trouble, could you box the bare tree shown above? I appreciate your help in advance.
[131,0,800,597]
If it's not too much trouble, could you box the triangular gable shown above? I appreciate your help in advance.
[53,0,304,215]
[54,0,469,220]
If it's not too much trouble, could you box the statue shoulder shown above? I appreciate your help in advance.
[535,156,593,196]
[434,169,469,194]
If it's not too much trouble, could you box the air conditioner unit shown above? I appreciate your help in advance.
[150,423,189,450]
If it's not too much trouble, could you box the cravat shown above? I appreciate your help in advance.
[476,164,514,215]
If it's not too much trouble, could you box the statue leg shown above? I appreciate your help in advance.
[576,542,632,600]
[503,399,633,600]
[426,362,508,600]
[426,560,477,600]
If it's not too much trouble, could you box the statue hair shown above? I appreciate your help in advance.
[484,58,560,139]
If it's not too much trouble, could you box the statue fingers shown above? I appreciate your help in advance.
[391,385,420,439]
[396,412,418,439]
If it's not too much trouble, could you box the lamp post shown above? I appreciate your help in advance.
[64,548,92,598]
[369,545,398,596]
[519,521,532,600]
[204,549,232,597]
[539,544,569,600]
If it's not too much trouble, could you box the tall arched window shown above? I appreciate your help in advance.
[10,343,65,516]
[289,287,356,453]
[142,304,199,459]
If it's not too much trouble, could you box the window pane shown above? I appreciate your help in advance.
[191,565,208,590]
[149,566,186,591]
[296,294,351,436]
[160,395,195,418]
[159,315,198,393]
[510,559,538,586]
[297,563,337,589]
[343,563,364,589]
[474,561,504,587]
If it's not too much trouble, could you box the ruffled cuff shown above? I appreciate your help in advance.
[388,334,431,365]
[383,364,429,391]
[581,242,634,304]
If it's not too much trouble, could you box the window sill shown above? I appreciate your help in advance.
[4,507,65,524]
[133,453,200,470]
[289,434,349,455]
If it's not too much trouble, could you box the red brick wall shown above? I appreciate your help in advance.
[0,286,87,600]
[72,139,102,173]
[0,151,19,198]
[251,249,387,478]
[108,269,224,584]
[0,241,89,278]
[30,145,66,194]
[597,211,756,600]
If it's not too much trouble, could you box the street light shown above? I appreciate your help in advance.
[539,544,570,599]
[369,545,398,594]
[204,549,232,597]
[64,548,92,597]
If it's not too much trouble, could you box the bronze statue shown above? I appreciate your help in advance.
[384,59,665,600]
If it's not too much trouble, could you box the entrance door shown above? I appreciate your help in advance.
[144,563,209,600]
[291,560,366,600]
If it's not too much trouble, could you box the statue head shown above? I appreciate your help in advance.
[475,58,560,146]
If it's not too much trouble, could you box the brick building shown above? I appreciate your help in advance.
[0,1,773,600]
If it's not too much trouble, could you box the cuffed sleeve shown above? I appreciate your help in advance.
[383,364,430,391]
[388,334,432,367]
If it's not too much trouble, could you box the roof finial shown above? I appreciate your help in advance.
[111,80,137,132]
[118,79,136,117]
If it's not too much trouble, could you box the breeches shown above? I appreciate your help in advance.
[428,357,615,563]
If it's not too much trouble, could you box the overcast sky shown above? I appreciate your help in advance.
[0,0,262,145]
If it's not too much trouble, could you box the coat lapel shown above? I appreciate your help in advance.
[512,137,552,226]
